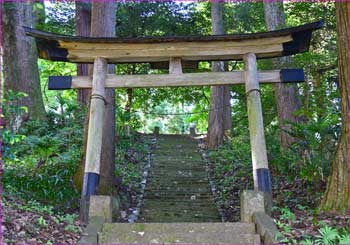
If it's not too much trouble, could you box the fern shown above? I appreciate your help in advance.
[300,238,314,244]
[338,233,350,245]
[315,226,340,244]
[298,226,349,245]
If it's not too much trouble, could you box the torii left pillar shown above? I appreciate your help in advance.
[244,53,272,212]
[81,57,107,220]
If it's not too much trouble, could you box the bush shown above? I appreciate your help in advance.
[2,106,83,210]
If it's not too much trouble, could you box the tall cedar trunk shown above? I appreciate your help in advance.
[72,1,91,192]
[76,1,91,105]
[207,1,231,149]
[2,2,46,128]
[125,64,135,114]
[223,85,232,131]
[320,2,350,213]
[263,1,303,149]
[91,1,116,195]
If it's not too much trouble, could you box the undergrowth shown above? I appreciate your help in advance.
[207,124,348,243]
[2,91,84,211]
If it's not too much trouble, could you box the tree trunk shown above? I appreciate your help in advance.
[223,85,232,131]
[2,2,46,128]
[320,1,350,213]
[76,1,91,105]
[125,88,133,114]
[73,1,92,193]
[91,1,116,195]
[207,1,231,149]
[263,1,303,149]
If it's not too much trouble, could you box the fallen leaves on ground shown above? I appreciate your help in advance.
[2,195,83,244]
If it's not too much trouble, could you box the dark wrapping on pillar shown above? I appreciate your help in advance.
[256,168,272,193]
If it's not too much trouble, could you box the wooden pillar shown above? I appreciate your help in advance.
[82,57,108,197]
[243,53,272,194]
[169,57,182,75]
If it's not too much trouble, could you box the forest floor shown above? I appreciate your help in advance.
[202,138,350,244]
[1,195,83,244]
[2,133,349,244]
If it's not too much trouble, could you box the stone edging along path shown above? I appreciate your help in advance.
[127,136,156,223]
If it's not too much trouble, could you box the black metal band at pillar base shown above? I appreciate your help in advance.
[255,168,272,193]
[82,172,100,197]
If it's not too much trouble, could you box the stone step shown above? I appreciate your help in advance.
[141,203,218,213]
[140,214,221,223]
[152,161,203,166]
[145,185,210,191]
[155,145,198,149]
[154,165,206,170]
[144,194,214,200]
[141,205,218,213]
[149,172,207,179]
[140,210,220,221]
[155,139,197,143]
[151,165,205,171]
[154,147,199,151]
[147,179,210,186]
[150,167,206,171]
[145,188,212,195]
[153,154,201,159]
[99,223,260,244]
[152,161,204,166]
[141,205,219,213]
[142,199,217,207]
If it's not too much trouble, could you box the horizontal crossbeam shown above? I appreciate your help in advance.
[48,69,304,90]
[25,21,323,64]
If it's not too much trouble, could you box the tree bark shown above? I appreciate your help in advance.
[75,1,91,105]
[73,1,92,193]
[207,1,231,149]
[125,88,133,114]
[223,85,232,131]
[263,1,303,149]
[2,2,46,128]
[91,1,116,195]
[320,1,350,213]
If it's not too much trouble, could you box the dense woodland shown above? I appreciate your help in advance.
[1,0,350,244]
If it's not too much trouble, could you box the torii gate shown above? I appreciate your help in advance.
[25,20,323,205]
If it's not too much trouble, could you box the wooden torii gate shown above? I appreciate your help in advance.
[25,20,323,204]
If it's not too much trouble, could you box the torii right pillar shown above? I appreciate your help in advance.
[243,53,272,212]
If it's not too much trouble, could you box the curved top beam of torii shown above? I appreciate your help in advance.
[24,20,323,64]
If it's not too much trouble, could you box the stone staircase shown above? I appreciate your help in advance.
[99,222,261,244]
[139,135,221,222]
[82,135,264,244]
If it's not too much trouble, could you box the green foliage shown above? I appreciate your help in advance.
[116,1,207,38]
[18,199,54,215]
[115,135,150,191]
[37,216,48,228]
[2,107,83,210]
[299,227,350,245]
[207,133,253,218]
[40,0,75,35]
[38,60,77,109]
